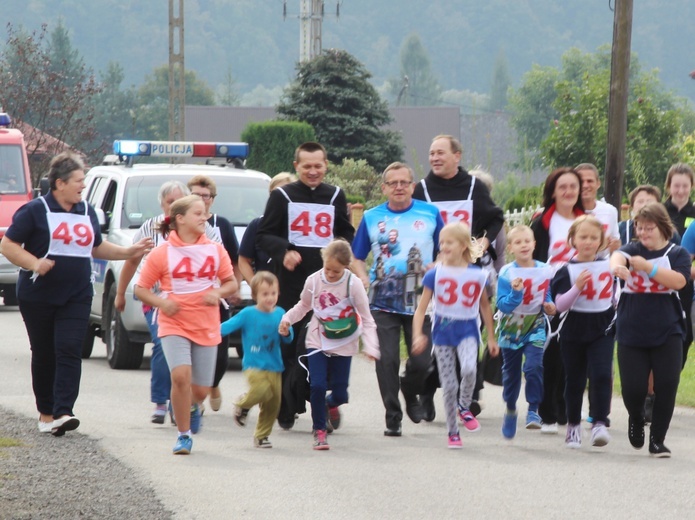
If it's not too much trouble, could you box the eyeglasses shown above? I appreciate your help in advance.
[383,180,412,188]
[635,225,657,233]
[192,193,214,200]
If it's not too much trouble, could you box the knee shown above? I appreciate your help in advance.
[170,369,190,389]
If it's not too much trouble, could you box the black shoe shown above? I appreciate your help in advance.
[404,398,423,424]
[643,394,655,425]
[648,436,671,458]
[628,415,645,449]
[469,400,482,418]
[277,416,295,430]
[420,394,436,422]
[384,422,402,437]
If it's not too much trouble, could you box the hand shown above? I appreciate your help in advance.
[543,302,557,316]
[115,292,126,313]
[575,269,591,290]
[227,291,242,306]
[32,258,55,276]
[362,353,377,362]
[612,264,630,281]
[202,290,221,306]
[511,277,523,291]
[159,299,179,317]
[129,237,154,259]
[487,339,500,357]
[283,250,302,271]
[278,321,290,337]
[629,255,650,272]
[412,334,428,355]
[607,237,621,253]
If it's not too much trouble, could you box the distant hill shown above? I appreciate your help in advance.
[4,0,694,102]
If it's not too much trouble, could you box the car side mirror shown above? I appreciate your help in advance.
[95,207,109,232]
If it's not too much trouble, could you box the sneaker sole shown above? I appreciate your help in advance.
[463,425,481,433]
[592,437,610,447]
[649,451,671,458]
[566,442,582,449]
[313,445,330,451]
[448,444,463,449]
[51,417,80,437]
[173,447,191,455]
[151,414,166,425]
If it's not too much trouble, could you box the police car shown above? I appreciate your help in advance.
[84,140,270,369]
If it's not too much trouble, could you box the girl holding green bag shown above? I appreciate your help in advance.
[279,239,380,450]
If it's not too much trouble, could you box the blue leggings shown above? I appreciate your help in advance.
[306,350,352,431]
[144,307,171,405]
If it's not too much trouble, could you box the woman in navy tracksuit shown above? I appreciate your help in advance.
[0,152,150,436]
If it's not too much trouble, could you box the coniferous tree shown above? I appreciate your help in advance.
[277,49,402,172]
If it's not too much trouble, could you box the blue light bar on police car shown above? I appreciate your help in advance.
[0,112,11,127]
[113,140,249,159]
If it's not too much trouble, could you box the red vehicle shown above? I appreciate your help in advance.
[0,112,33,305]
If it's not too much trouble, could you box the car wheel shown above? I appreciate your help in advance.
[81,324,97,359]
[105,284,144,369]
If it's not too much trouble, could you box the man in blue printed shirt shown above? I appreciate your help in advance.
[352,162,444,436]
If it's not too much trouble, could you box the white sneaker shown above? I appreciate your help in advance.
[38,420,53,433]
[591,423,611,447]
[541,422,558,434]
[565,424,582,449]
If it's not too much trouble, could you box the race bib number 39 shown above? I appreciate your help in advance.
[434,265,488,320]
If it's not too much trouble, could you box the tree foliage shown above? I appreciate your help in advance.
[324,158,384,208]
[538,48,684,192]
[387,33,442,106]
[277,49,403,172]
[136,65,215,140]
[0,23,101,184]
[90,62,138,150]
[241,121,316,175]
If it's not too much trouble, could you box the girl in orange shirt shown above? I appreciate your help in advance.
[135,195,237,454]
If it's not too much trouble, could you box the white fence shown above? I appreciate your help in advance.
[503,205,542,227]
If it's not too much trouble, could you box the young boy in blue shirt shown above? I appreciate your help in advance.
[496,225,556,439]
[220,271,294,448]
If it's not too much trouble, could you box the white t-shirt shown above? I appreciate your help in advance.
[547,212,576,268]
[585,199,619,240]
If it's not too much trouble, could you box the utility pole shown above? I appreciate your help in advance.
[604,0,633,209]
[300,0,323,62]
[284,1,341,63]
[168,0,185,142]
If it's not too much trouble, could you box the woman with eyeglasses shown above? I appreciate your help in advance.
[610,203,690,457]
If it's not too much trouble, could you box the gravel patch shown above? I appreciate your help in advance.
[0,407,173,520]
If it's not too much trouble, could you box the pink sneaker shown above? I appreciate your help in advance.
[459,409,481,432]
[448,433,463,449]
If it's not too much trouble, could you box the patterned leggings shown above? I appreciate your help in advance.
[434,336,479,435]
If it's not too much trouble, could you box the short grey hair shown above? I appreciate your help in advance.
[382,162,414,183]
[158,180,190,204]
[48,152,85,191]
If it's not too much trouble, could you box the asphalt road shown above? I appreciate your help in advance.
[1,303,695,519]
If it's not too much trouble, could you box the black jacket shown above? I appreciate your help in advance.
[412,167,504,242]
[664,198,695,237]
[256,180,354,310]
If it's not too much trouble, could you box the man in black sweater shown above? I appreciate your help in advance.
[256,142,354,429]
[413,134,505,420]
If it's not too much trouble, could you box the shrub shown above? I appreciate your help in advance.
[241,121,315,175]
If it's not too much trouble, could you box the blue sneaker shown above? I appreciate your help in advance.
[525,410,542,430]
[502,410,517,439]
[173,434,192,455]
[190,403,202,434]
[502,409,516,439]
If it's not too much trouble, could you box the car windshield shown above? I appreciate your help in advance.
[0,145,28,194]
[121,174,269,229]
